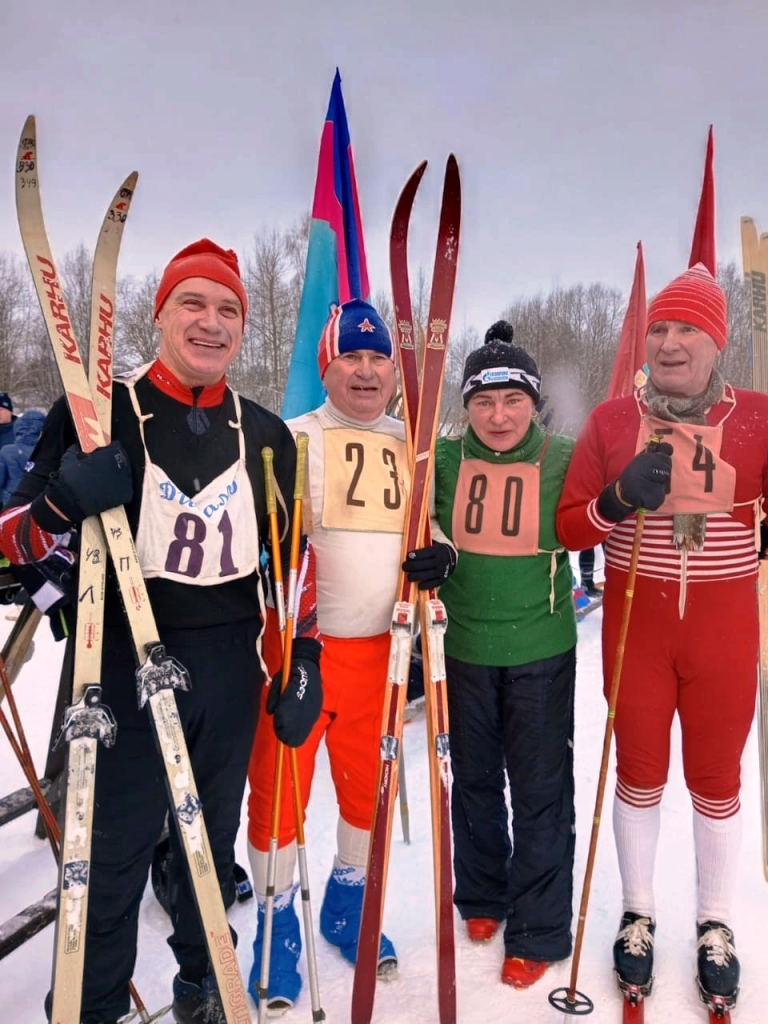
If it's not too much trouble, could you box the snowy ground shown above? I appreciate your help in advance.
[1,591,767,1023]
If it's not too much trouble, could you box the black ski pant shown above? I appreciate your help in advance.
[48,619,264,1023]
[446,647,576,962]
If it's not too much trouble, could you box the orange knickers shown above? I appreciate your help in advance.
[247,617,391,851]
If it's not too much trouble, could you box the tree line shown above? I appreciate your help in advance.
[0,220,753,438]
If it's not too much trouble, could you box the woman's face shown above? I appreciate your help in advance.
[467,388,536,451]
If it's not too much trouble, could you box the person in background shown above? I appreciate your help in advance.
[0,392,17,449]
[578,546,601,598]
[404,320,578,991]
[557,264,768,1015]
[0,408,45,507]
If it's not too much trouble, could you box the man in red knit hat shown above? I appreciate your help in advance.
[557,263,768,1017]
[0,240,323,1024]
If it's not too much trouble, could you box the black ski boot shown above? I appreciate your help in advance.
[171,973,226,1024]
[696,920,739,1012]
[612,911,656,997]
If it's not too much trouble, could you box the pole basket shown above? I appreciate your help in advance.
[548,987,594,1015]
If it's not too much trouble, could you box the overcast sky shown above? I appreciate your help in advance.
[2,0,768,339]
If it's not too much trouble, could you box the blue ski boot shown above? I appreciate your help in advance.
[248,885,302,1015]
[319,859,398,979]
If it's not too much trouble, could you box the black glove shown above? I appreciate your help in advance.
[266,637,323,747]
[402,541,457,590]
[31,442,133,532]
[597,442,673,523]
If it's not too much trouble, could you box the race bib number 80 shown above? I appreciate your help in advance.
[452,459,540,556]
[322,429,410,533]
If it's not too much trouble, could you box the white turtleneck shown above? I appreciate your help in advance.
[287,400,409,638]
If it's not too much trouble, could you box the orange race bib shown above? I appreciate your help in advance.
[637,417,736,515]
[452,459,540,556]
[321,428,410,533]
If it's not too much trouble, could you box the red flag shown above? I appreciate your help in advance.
[607,242,647,400]
[689,125,716,275]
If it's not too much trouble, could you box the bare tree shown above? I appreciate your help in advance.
[502,282,624,435]
[718,261,751,388]
[115,273,160,372]
[59,244,94,367]
[232,229,302,410]
[0,253,37,402]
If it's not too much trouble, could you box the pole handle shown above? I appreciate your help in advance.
[261,447,277,516]
[294,433,309,500]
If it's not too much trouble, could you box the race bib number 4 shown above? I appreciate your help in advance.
[638,418,736,515]
[452,459,540,556]
[322,429,410,533]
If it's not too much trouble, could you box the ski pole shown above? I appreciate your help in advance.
[0,600,42,704]
[0,658,168,1023]
[259,438,325,1023]
[548,502,649,1017]
[398,744,410,845]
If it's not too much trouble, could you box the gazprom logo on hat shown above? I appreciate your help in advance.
[480,368,512,385]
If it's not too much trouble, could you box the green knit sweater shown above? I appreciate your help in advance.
[434,422,577,666]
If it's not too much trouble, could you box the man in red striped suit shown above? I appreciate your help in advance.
[557,263,768,1015]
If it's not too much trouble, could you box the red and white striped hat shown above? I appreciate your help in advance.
[317,299,395,379]
[646,263,727,350]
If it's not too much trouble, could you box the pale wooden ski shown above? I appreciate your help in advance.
[740,216,768,882]
[50,169,137,1024]
[16,115,250,1024]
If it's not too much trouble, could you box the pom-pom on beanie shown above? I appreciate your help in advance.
[461,320,541,405]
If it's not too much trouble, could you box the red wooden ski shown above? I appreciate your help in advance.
[350,156,461,1024]
[389,159,456,1024]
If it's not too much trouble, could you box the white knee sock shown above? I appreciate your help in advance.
[693,808,741,924]
[613,795,661,919]
[248,838,297,899]
[337,817,370,868]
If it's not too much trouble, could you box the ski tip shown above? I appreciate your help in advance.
[21,114,36,139]
[395,160,428,206]
[122,170,139,191]
[446,153,459,175]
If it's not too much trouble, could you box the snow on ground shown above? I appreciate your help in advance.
[1,603,766,1023]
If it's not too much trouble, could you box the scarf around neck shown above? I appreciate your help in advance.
[643,369,725,550]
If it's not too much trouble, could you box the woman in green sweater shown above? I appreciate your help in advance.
[404,321,577,990]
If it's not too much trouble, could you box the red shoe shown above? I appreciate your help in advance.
[466,917,500,942]
[501,957,549,989]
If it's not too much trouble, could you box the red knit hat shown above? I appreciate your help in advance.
[646,263,727,350]
[154,239,248,323]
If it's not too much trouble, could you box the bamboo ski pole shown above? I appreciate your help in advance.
[549,502,648,1016]
[258,437,324,1022]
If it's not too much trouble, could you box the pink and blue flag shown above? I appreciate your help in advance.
[282,69,370,418]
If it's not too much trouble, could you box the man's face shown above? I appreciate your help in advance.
[0,409,11,425]
[156,276,244,386]
[646,320,719,398]
[323,350,396,421]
